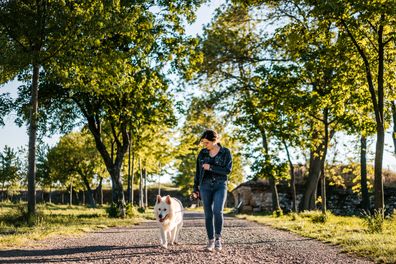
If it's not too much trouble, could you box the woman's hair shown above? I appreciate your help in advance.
[200,129,219,142]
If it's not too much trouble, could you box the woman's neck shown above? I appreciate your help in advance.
[209,144,220,154]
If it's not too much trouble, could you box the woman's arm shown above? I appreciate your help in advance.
[210,149,232,176]
[193,152,202,192]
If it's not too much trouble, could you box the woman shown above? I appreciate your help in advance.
[192,129,232,251]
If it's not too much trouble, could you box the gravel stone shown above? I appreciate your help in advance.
[0,211,373,263]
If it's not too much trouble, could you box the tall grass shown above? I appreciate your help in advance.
[362,209,384,233]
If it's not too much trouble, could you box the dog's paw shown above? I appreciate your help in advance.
[160,243,168,249]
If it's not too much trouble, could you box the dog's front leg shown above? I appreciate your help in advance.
[160,228,167,248]
[174,222,183,244]
[170,227,177,245]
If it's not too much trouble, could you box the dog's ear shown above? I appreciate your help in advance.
[156,195,162,204]
[165,195,171,205]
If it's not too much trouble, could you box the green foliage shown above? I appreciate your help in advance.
[363,209,384,234]
[0,0,84,77]
[106,203,124,218]
[47,131,101,187]
[137,207,146,214]
[0,146,23,194]
[298,210,332,224]
[272,209,283,218]
[0,93,12,126]
[289,212,299,221]
[125,204,138,218]
[311,212,329,224]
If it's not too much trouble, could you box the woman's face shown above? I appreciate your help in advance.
[201,138,217,150]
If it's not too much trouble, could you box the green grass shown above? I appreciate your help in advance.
[0,202,154,249]
[236,210,396,263]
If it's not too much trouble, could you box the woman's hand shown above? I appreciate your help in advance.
[202,163,211,170]
[190,191,200,200]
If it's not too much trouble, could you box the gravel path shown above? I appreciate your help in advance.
[0,211,373,264]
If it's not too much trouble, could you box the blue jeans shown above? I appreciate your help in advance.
[200,178,227,240]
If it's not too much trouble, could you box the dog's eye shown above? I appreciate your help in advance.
[164,209,167,211]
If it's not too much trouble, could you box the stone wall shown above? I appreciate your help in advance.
[232,180,396,216]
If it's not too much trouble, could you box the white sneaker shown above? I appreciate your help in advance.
[206,239,215,251]
[215,238,222,251]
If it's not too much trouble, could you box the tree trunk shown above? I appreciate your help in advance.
[96,176,103,206]
[284,141,297,212]
[374,21,385,215]
[131,152,135,205]
[110,141,116,203]
[110,167,126,217]
[320,163,326,214]
[144,168,148,208]
[69,183,72,206]
[391,101,396,154]
[261,130,280,212]
[27,63,39,217]
[158,162,161,196]
[360,135,370,212]
[48,187,52,204]
[80,172,96,208]
[84,115,129,217]
[139,157,143,208]
[374,124,385,213]
[269,175,281,211]
[300,117,332,212]
[300,150,321,211]
[127,138,132,204]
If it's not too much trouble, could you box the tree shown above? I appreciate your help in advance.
[36,144,53,203]
[47,130,102,207]
[305,0,396,216]
[0,146,22,201]
[0,0,91,218]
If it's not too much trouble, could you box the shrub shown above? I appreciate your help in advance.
[106,203,126,218]
[272,209,283,218]
[311,212,328,223]
[289,212,299,221]
[362,209,384,233]
[126,204,138,217]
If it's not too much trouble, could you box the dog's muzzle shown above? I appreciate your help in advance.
[159,214,169,223]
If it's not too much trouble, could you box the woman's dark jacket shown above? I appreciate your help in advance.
[193,146,232,193]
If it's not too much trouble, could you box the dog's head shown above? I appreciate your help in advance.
[154,195,172,223]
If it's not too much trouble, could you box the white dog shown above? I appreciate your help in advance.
[154,195,184,248]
